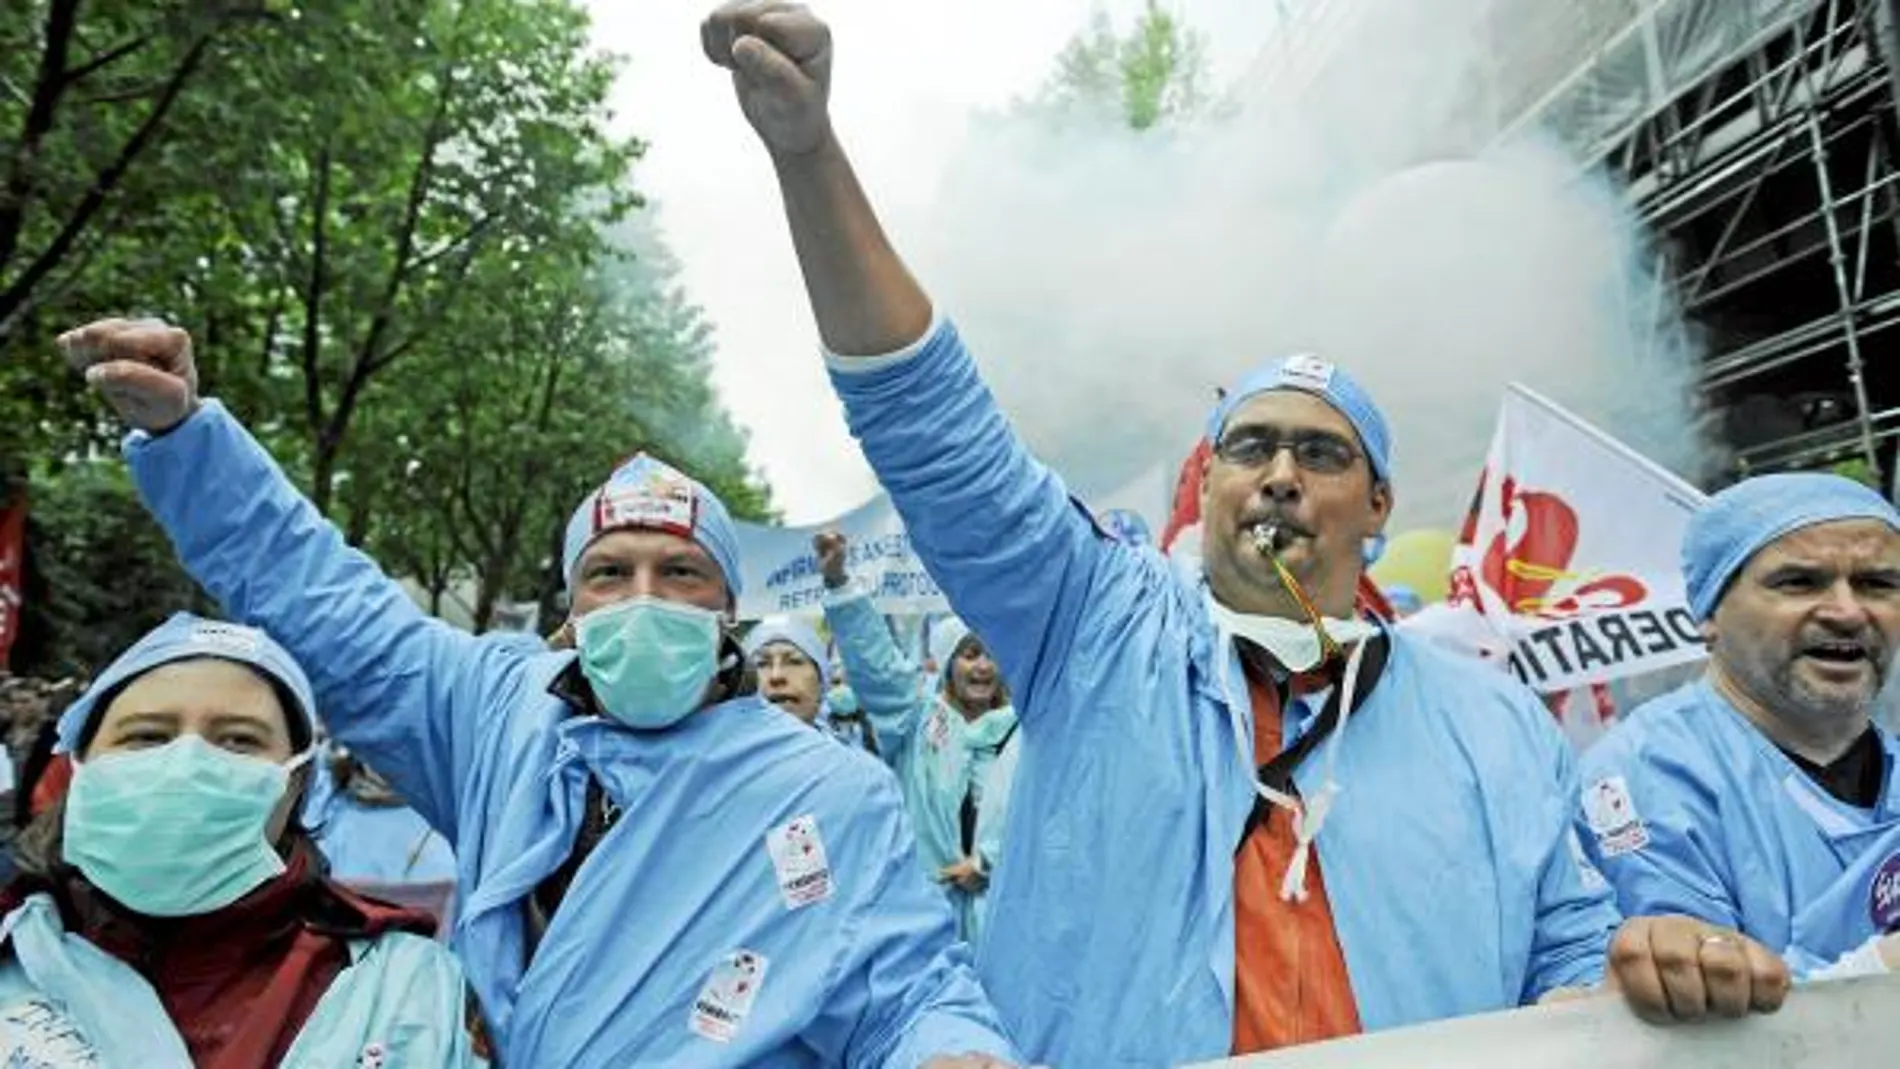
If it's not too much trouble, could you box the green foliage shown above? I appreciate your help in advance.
[1,0,771,663]
[12,459,211,677]
[1030,1,1209,131]
[355,213,770,631]
[1829,456,1881,489]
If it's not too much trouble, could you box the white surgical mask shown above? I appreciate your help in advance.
[1206,597,1379,673]
[1207,590,1378,903]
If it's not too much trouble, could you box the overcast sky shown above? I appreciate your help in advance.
[584,1,1280,522]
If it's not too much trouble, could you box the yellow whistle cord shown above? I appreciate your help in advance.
[1261,541,1346,668]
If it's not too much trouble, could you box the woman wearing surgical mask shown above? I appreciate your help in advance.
[0,613,482,1066]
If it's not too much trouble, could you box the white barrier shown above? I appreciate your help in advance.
[1185,975,1900,1068]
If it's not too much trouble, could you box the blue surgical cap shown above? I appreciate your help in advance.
[744,616,828,673]
[1207,353,1392,482]
[56,612,317,755]
[562,454,744,600]
[1683,472,1900,619]
[1383,584,1424,615]
[929,616,986,690]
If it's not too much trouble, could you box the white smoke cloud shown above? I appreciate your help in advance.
[894,1,1711,533]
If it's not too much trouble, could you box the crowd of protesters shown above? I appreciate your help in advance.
[0,2,1894,1066]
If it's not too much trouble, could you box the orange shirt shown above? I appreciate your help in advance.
[1231,671,1363,1054]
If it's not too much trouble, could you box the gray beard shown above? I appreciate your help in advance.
[1771,657,1884,725]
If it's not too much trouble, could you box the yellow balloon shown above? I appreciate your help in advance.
[1369,528,1458,605]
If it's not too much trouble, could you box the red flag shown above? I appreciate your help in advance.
[1160,438,1213,553]
[0,492,24,670]
[1355,576,1395,623]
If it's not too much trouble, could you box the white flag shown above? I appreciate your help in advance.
[1417,383,1709,693]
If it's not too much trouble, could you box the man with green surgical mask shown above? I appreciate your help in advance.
[0,612,480,1065]
[57,316,1020,1068]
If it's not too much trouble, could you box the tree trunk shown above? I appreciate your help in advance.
[344,480,372,547]
[534,516,567,631]
[310,440,336,516]
[472,564,502,634]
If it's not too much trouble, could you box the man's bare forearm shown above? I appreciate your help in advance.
[771,134,933,356]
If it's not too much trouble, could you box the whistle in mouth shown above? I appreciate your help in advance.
[1252,524,1286,555]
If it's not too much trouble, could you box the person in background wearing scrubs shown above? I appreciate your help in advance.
[304,742,460,936]
[815,531,1016,942]
[745,614,877,752]
[1580,473,1900,979]
[828,668,865,736]
[306,744,458,885]
[703,4,1792,1064]
[0,613,478,1065]
[57,318,1019,1069]
[969,713,1020,951]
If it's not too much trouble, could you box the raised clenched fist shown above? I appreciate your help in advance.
[58,318,200,434]
[702,2,834,157]
[813,529,849,589]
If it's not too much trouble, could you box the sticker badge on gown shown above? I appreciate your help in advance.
[925,709,951,750]
[1567,828,1608,892]
[690,950,769,1043]
[1582,775,1650,857]
[1871,852,1900,933]
[766,814,834,908]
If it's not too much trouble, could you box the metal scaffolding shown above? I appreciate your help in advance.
[1506,0,1900,488]
[1255,0,1900,489]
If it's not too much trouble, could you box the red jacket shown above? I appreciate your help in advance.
[1,839,447,1067]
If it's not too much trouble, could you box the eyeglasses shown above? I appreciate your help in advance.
[1213,427,1360,474]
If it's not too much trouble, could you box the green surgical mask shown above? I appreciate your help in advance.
[64,735,308,917]
[577,596,722,729]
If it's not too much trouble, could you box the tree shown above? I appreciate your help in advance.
[1830,456,1880,489]
[598,212,771,519]
[12,458,211,677]
[1,0,643,507]
[0,1,286,341]
[359,247,620,632]
[362,213,773,633]
[2,0,774,663]
[210,0,640,515]
[1028,1,1209,131]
